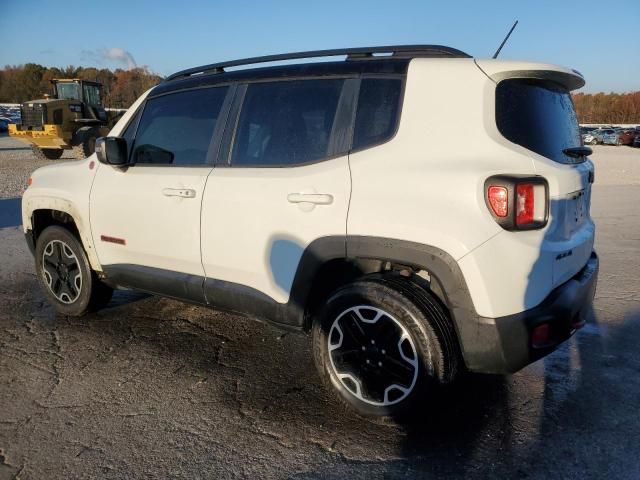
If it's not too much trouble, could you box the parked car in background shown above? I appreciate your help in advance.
[633,133,640,148]
[0,117,14,132]
[592,128,615,144]
[582,131,597,145]
[603,128,636,146]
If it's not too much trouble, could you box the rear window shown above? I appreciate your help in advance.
[496,79,581,164]
[352,78,402,151]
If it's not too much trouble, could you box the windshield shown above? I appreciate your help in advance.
[495,79,582,164]
[83,84,101,106]
[56,83,81,101]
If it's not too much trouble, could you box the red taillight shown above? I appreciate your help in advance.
[516,183,535,226]
[485,176,548,231]
[487,186,508,217]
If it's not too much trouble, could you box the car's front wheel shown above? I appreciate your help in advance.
[35,226,113,316]
[312,274,459,419]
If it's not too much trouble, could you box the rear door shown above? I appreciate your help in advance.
[90,86,232,301]
[494,78,595,286]
[200,78,354,305]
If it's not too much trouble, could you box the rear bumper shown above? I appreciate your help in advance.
[466,251,599,374]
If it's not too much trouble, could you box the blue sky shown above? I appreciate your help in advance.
[1,0,638,93]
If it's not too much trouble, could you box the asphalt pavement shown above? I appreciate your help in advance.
[1,138,639,479]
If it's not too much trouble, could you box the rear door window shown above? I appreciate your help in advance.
[133,87,229,166]
[231,79,345,167]
[496,79,581,163]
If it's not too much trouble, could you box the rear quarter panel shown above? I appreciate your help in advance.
[346,58,532,262]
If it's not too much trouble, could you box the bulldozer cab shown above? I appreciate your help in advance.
[52,79,102,107]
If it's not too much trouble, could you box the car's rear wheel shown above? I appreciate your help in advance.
[35,226,113,316]
[32,146,63,160]
[312,274,459,419]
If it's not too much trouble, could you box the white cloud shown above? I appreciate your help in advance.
[81,48,137,70]
[102,48,137,69]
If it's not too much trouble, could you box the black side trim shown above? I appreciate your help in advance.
[103,264,206,305]
[204,236,346,327]
[25,230,36,257]
[101,236,347,329]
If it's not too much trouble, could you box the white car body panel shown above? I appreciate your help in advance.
[201,156,351,304]
[22,159,101,269]
[90,165,211,276]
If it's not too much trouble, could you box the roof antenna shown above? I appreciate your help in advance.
[492,20,518,59]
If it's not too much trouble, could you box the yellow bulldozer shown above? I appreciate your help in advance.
[9,79,121,160]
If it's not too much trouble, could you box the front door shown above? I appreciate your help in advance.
[90,85,232,302]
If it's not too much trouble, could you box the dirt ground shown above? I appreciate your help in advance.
[1,134,640,479]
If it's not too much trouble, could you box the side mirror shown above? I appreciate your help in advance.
[95,137,128,166]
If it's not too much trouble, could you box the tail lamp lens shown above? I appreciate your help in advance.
[485,176,548,231]
[516,183,535,226]
[487,186,508,217]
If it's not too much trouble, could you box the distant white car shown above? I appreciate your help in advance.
[582,132,597,145]
[21,45,599,419]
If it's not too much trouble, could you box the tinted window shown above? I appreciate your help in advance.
[496,79,581,164]
[353,78,402,150]
[231,79,344,166]
[133,87,228,165]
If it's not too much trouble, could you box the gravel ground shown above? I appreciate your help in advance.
[0,139,639,479]
[0,134,76,199]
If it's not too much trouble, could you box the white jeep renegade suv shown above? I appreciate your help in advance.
[22,45,598,418]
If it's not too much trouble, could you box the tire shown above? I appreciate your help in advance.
[312,274,459,419]
[35,226,113,316]
[590,139,598,145]
[72,128,99,159]
[31,146,63,160]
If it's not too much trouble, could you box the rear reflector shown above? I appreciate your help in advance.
[516,183,535,226]
[531,324,551,348]
[487,186,508,217]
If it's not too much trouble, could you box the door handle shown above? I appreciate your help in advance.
[287,193,334,205]
[162,188,196,198]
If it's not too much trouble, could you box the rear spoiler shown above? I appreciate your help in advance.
[474,59,585,91]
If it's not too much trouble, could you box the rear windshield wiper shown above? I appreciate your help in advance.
[563,146,592,158]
